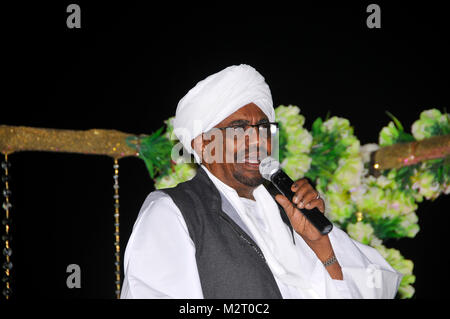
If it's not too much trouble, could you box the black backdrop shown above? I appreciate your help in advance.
[2,1,449,300]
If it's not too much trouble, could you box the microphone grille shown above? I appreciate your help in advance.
[259,157,280,180]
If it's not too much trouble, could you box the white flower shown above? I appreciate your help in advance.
[444,184,450,195]
[411,170,440,200]
[344,138,361,156]
[360,143,380,164]
[349,184,367,203]
[333,156,364,189]
[323,117,352,137]
[370,236,383,247]
[324,190,355,223]
[400,212,420,237]
[275,105,305,127]
[376,175,394,189]
[155,174,178,189]
[379,122,399,146]
[281,154,312,180]
[164,117,176,141]
[411,109,447,140]
[411,120,429,140]
[421,109,442,121]
[346,222,375,245]
[285,128,313,154]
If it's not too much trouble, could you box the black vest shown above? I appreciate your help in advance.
[161,167,294,299]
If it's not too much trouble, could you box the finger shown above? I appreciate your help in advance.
[292,184,314,205]
[276,194,307,225]
[291,178,308,192]
[304,198,325,213]
[275,194,294,216]
[300,190,319,208]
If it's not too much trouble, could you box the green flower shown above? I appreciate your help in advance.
[281,154,312,180]
[399,212,420,237]
[155,163,197,189]
[445,184,450,195]
[342,136,361,157]
[389,190,417,215]
[164,116,176,141]
[333,156,364,190]
[323,117,353,138]
[355,186,388,219]
[411,109,449,140]
[374,244,415,299]
[375,175,395,189]
[324,189,356,223]
[275,105,305,128]
[398,284,415,299]
[379,122,400,147]
[175,163,197,181]
[346,221,375,245]
[411,170,441,200]
[285,127,312,154]
[154,174,178,189]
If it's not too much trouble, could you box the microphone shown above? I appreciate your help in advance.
[259,157,333,235]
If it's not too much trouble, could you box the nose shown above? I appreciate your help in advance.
[246,127,271,159]
[246,127,259,149]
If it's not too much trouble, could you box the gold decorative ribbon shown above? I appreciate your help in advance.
[0,125,139,159]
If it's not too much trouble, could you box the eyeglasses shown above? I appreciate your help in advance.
[216,122,279,136]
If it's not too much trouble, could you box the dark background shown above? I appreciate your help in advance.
[1,1,449,300]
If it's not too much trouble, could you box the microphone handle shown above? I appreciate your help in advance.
[271,169,333,235]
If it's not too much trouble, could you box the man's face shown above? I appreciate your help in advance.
[195,103,273,192]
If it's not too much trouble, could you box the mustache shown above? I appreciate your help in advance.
[234,148,269,162]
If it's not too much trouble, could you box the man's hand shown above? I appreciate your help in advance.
[274,178,325,242]
[275,178,343,280]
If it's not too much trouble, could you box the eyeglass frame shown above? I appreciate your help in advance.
[214,122,279,134]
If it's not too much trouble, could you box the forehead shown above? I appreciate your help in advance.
[219,103,268,125]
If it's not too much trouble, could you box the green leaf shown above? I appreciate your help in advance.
[312,117,323,136]
[397,131,416,143]
[127,127,174,179]
[386,111,405,132]
[370,216,404,239]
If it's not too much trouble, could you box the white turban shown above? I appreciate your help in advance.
[173,64,274,160]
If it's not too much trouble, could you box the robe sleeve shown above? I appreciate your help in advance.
[292,224,402,299]
[120,191,204,299]
[327,225,403,299]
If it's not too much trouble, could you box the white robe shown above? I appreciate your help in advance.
[121,171,402,299]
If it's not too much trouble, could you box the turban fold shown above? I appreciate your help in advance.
[173,64,274,159]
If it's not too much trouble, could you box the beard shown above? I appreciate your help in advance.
[230,147,268,187]
[232,165,265,187]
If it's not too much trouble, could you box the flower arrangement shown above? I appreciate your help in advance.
[137,106,449,299]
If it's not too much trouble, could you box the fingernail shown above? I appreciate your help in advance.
[298,201,304,208]
[306,203,311,208]
[292,196,298,204]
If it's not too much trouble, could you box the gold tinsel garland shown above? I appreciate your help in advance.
[0,125,139,159]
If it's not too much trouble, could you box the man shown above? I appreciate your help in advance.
[121,64,401,299]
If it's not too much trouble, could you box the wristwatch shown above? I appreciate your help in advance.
[322,254,337,267]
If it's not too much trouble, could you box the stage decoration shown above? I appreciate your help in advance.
[1,154,12,299]
[0,126,141,299]
[113,159,121,299]
[125,127,174,179]
[0,108,448,299]
[0,126,139,158]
